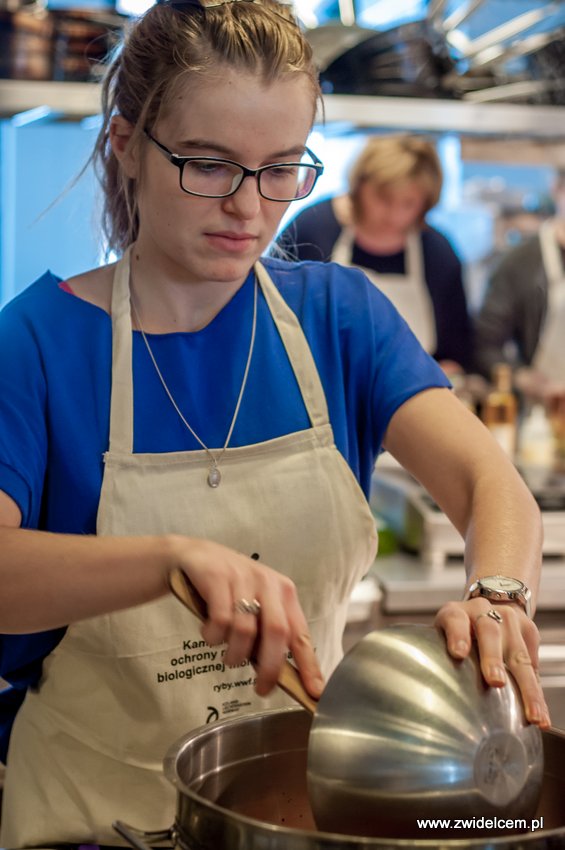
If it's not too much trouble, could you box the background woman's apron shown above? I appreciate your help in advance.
[1,254,378,847]
[534,219,565,382]
[331,227,437,354]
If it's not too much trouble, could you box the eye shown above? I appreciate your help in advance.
[186,160,229,176]
[268,165,297,178]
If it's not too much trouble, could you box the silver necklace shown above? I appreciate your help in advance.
[131,278,258,488]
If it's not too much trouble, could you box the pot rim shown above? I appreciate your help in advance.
[162,706,565,847]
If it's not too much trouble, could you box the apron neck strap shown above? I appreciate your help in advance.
[539,219,565,293]
[254,262,330,429]
[109,247,135,454]
[404,229,424,279]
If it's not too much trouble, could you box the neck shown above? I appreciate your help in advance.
[353,224,409,255]
[129,246,249,333]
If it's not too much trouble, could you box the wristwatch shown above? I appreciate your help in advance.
[463,575,532,619]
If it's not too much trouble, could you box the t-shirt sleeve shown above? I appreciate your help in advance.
[372,295,450,449]
[0,300,48,527]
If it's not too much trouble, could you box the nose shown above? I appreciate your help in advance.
[222,174,262,220]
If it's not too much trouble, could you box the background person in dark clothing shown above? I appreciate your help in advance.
[474,171,565,396]
[277,135,473,374]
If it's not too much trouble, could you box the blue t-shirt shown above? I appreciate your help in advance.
[0,257,449,760]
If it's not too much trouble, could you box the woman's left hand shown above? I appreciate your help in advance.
[435,599,551,729]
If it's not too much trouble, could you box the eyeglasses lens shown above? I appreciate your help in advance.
[259,163,317,201]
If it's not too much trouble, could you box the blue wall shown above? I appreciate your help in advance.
[0,118,101,305]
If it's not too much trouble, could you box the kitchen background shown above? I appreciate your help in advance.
[1,0,565,731]
[2,0,565,307]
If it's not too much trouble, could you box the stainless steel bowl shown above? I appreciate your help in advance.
[307,624,544,837]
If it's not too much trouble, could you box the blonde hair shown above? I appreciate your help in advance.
[93,0,321,254]
[348,135,442,223]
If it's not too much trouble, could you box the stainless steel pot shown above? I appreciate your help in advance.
[115,707,565,850]
[166,573,543,835]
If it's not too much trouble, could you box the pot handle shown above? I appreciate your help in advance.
[112,819,174,850]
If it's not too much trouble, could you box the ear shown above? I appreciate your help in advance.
[109,115,139,179]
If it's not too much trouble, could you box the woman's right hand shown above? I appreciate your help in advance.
[166,535,325,699]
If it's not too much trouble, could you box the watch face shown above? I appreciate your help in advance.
[482,576,523,593]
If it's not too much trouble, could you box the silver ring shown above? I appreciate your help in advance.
[475,608,503,625]
[233,598,261,616]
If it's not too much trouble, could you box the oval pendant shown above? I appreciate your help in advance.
[207,466,221,488]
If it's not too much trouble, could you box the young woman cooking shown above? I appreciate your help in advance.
[0,0,548,846]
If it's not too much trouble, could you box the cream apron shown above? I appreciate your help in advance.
[534,219,565,382]
[1,254,378,848]
[331,228,437,354]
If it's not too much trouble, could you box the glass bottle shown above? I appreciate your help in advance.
[481,363,518,458]
[519,403,556,467]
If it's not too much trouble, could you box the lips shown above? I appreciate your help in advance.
[205,231,258,253]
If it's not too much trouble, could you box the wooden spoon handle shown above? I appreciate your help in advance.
[168,567,317,715]
[168,565,208,620]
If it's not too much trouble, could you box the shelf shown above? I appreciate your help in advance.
[1,80,565,140]
[460,137,565,167]
[0,80,102,120]
[321,94,565,139]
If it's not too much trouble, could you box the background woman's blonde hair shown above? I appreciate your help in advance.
[92,0,321,254]
[349,135,443,223]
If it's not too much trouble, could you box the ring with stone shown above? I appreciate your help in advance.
[475,608,503,625]
[233,597,261,616]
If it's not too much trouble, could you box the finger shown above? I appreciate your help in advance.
[286,601,324,699]
[434,602,473,659]
[252,591,292,697]
[288,630,324,699]
[506,652,549,727]
[198,574,234,647]
[501,610,551,728]
[254,577,324,699]
[472,608,506,687]
[517,619,551,726]
[520,614,541,671]
[222,583,260,669]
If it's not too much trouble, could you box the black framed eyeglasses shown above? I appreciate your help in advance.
[144,131,324,202]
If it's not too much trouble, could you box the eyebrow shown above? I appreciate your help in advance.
[175,139,307,159]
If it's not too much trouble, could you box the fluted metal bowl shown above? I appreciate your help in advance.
[307,624,544,837]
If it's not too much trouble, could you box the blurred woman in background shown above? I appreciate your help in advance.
[278,135,473,374]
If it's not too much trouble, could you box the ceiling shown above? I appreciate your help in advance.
[298,0,565,35]
[299,0,565,104]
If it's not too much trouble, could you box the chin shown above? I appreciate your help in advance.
[201,256,259,284]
